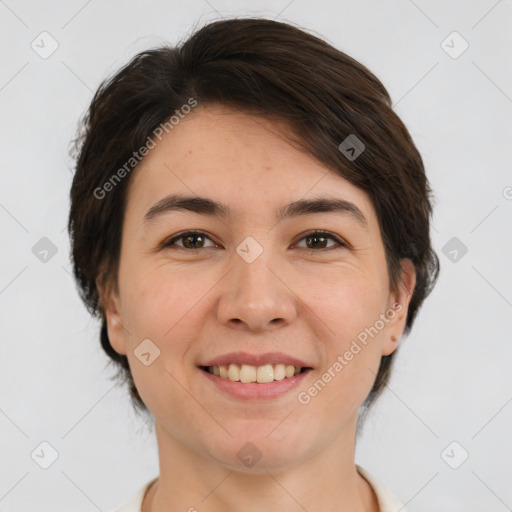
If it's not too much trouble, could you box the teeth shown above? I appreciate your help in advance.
[257,364,274,383]
[207,363,305,383]
[273,364,286,380]
[240,364,256,383]
[228,363,240,381]
[285,365,295,378]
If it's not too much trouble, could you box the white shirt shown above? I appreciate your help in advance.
[110,465,406,512]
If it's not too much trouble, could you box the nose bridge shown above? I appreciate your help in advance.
[217,236,297,330]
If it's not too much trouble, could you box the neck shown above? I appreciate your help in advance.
[143,419,379,512]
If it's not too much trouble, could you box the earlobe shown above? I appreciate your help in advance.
[381,332,399,356]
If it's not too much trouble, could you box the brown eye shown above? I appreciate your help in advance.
[163,231,217,250]
[295,231,346,251]
[161,230,346,252]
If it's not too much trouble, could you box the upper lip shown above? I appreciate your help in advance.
[200,351,312,368]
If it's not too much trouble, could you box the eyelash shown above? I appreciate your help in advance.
[161,230,347,252]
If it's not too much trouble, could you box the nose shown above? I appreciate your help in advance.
[216,248,298,332]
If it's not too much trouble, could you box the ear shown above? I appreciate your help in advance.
[381,258,416,356]
[97,276,128,356]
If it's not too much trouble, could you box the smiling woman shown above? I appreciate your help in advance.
[68,17,439,512]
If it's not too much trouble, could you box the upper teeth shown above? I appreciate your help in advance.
[207,363,302,383]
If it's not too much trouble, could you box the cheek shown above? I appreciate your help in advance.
[120,264,190,337]
[119,265,211,382]
[308,269,387,340]
[299,272,386,401]
[119,269,198,413]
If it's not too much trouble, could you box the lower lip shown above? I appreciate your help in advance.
[199,367,313,400]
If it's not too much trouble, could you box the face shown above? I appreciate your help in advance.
[103,104,415,472]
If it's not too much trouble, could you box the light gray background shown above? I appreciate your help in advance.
[1,0,511,510]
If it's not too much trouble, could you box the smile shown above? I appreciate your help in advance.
[199,364,313,400]
[200,363,310,383]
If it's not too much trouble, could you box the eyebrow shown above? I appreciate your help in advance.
[143,194,368,228]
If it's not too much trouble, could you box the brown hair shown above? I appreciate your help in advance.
[68,17,440,419]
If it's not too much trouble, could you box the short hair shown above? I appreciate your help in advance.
[68,17,440,419]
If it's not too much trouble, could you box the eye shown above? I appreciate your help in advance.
[162,231,218,251]
[161,230,346,252]
[295,230,346,251]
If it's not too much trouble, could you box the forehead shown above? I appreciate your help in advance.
[126,104,377,230]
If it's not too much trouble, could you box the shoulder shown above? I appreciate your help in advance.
[108,477,158,512]
[356,465,407,512]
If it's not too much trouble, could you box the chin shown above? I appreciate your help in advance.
[203,431,310,474]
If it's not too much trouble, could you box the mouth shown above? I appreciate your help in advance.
[197,351,314,399]
[199,363,313,384]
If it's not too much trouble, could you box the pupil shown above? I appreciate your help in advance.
[307,235,326,249]
[185,234,202,249]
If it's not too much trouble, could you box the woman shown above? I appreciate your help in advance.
[68,17,439,512]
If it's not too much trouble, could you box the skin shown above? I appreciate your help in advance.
[101,104,416,512]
